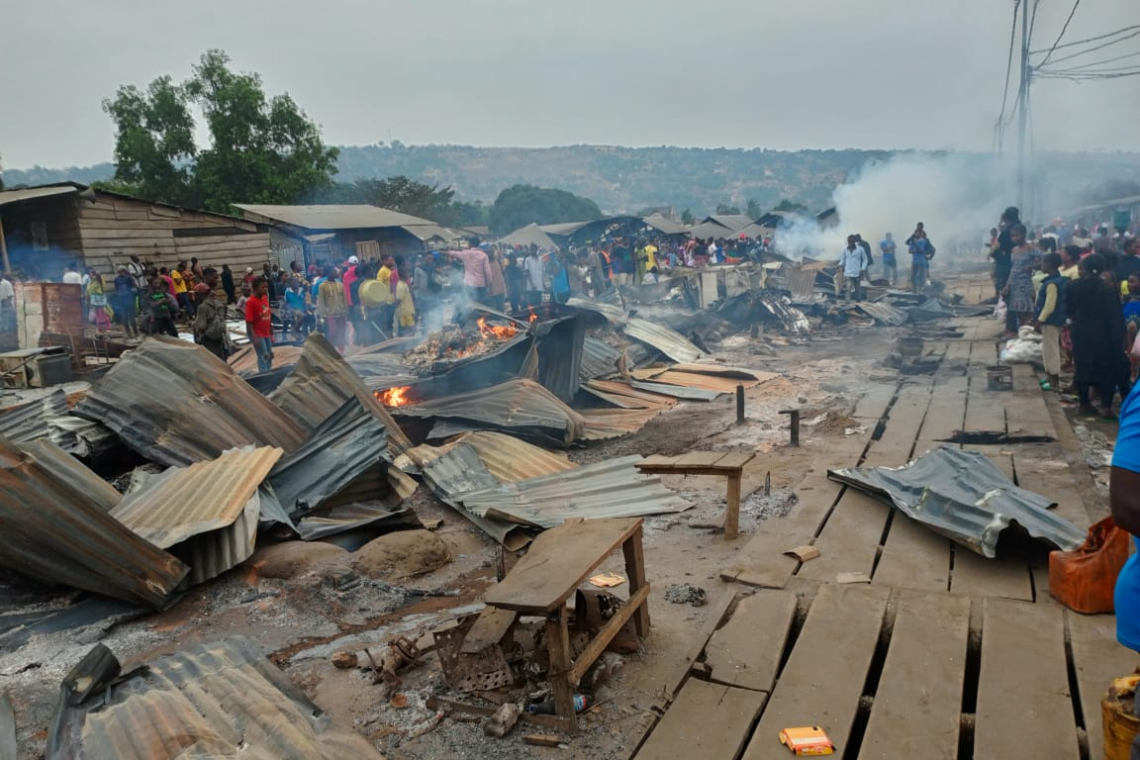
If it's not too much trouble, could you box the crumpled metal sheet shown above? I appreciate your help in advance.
[622,317,705,363]
[852,301,909,326]
[0,389,67,444]
[448,430,576,482]
[582,379,679,411]
[47,637,384,760]
[0,436,188,607]
[111,447,283,586]
[268,396,390,517]
[578,407,665,440]
[566,296,629,326]
[270,332,412,454]
[394,378,585,447]
[459,455,692,529]
[74,337,306,467]
[580,338,624,382]
[828,446,1087,558]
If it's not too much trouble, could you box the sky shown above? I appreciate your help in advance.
[2,0,1138,169]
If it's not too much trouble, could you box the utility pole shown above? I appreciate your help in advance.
[1017,0,1031,213]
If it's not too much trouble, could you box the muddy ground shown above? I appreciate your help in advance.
[0,316,958,760]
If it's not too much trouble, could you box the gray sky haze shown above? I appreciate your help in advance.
[2,0,1138,168]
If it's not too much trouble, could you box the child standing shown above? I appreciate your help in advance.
[1034,252,1068,390]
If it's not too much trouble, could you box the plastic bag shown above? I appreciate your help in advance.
[993,296,1007,323]
[1049,517,1130,614]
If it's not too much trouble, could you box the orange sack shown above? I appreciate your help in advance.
[1049,517,1131,614]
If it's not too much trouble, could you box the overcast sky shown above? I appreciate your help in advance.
[3,0,1138,169]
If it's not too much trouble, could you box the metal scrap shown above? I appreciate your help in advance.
[0,389,67,444]
[828,446,1087,558]
[622,318,705,363]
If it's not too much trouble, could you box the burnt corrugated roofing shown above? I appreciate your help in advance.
[580,338,624,381]
[622,318,705,363]
[111,447,283,586]
[450,430,576,482]
[48,637,384,760]
[0,436,188,606]
[75,337,306,467]
[0,389,67,444]
[829,446,1087,558]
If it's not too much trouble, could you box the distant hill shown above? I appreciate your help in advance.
[6,146,1140,216]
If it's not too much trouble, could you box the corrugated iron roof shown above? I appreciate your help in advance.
[450,430,576,482]
[829,446,1087,558]
[580,338,624,381]
[0,436,188,606]
[622,318,705,363]
[47,637,385,760]
[458,456,692,529]
[783,265,820,299]
[76,337,306,467]
[111,447,283,586]
[269,332,412,454]
[852,301,909,326]
[579,407,664,439]
[628,365,776,394]
[581,379,678,410]
[394,378,585,447]
[228,345,305,376]
[628,380,724,401]
[233,203,437,232]
[0,389,67,443]
[268,397,390,517]
[642,214,689,236]
[0,185,78,207]
[497,223,559,250]
[566,296,629,326]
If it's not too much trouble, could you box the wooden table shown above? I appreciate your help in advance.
[483,517,651,730]
[636,452,755,539]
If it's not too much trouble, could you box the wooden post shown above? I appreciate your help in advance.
[736,384,745,424]
[622,526,651,637]
[545,607,577,731]
[725,471,742,540]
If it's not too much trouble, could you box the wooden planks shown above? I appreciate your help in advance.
[1003,364,1058,440]
[635,679,767,760]
[873,514,952,592]
[858,592,970,759]
[796,489,891,583]
[742,585,890,760]
[673,451,730,467]
[1066,610,1140,760]
[1011,452,1091,529]
[484,517,640,613]
[461,607,517,653]
[974,599,1081,760]
[962,370,1008,435]
[703,590,798,693]
[914,374,968,453]
[949,546,1033,601]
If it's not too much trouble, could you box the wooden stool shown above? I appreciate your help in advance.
[483,517,651,730]
[636,452,755,539]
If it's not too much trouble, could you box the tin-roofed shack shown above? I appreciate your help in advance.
[0,183,271,279]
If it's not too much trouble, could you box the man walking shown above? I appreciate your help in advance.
[523,246,545,307]
[840,235,868,302]
[245,276,274,373]
[193,283,228,359]
[879,232,898,286]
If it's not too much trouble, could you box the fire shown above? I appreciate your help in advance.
[476,316,518,340]
[379,386,411,407]
[528,307,538,323]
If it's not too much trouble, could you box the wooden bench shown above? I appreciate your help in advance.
[483,517,651,730]
[636,452,756,539]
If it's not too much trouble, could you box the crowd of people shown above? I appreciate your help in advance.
[988,206,1139,419]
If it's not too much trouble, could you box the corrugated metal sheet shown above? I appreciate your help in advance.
[579,408,664,439]
[566,297,629,326]
[0,389,67,443]
[642,214,689,236]
[293,502,415,541]
[234,203,436,232]
[0,436,188,607]
[451,430,576,482]
[628,380,724,401]
[581,379,678,410]
[394,378,585,447]
[627,367,774,394]
[228,345,305,376]
[459,456,692,529]
[269,332,412,454]
[47,637,385,760]
[622,318,705,363]
[111,447,283,586]
[75,337,306,467]
[852,302,909,326]
[580,338,624,381]
[497,223,558,250]
[534,315,585,402]
[829,446,1087,558]
[268,397,390,517]
[47,414,119,463]
[0,185,77,207]
[783,265,820,299]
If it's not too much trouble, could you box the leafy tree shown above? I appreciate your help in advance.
[490,184,603,235]
[681,208,695,226]
[314,175,490,228]
[773,198,808,214]
[103,49,338,212]
[746,198,762,219]
[715,203,741,215]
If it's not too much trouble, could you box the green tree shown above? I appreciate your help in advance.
[103,49,338,211]
[681,208,695,226]
[715,203,741,215]
[773,198,808,214]
[746,198,762,219]
[490,184,603,235]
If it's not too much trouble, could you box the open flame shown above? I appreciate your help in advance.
[528,307,538,323]
[476,316,518,340]
[379,386,411,407]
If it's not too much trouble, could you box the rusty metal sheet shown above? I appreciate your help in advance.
[434,616,515,693]
[0,436,188,607]
[75,337,306,467]
[111,447,283,586]
[581,379,679,410]
[622,318,705,363]
[580,337,624,381]
[0,389,67,443]
[47,637,385,760]
[449,430,576,482]
[269,332,412,454]
[228,344,304,376]
[578,408,664,440]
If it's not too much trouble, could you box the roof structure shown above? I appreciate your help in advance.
[701,214,756,232]
[0,185,78,208]
[497,222,559,250]
[232,203,439,232]
[642,214,689,236]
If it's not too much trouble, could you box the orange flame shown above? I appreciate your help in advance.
[379,386,411,407]
[476,316,518,340]
[528,307,538,323]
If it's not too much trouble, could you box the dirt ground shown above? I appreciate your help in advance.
[0,316,936,760]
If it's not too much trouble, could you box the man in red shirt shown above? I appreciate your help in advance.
[245,277,274,372]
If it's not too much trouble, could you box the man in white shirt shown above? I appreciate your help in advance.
[840,235,868,302]
[523,247,545,307]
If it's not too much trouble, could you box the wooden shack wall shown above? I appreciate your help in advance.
[77,194,271,276]
[0,196,85,280]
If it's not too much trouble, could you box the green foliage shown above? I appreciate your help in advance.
[715,203,741,215]
[490,184,603,235]
[773,198,808,214]
[102,49,338,212]
[681,208,695,226]
[313,175,490,228]
[746,198,762,219]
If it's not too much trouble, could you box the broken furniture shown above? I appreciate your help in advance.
[636,452,755,539]
[482,517,651,730]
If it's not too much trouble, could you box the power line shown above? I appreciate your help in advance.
[1030,24,1140,55]
[1037,0,1081,67]
[1059,49,1140,70]
[996,0,1022,140]
[1043,29,1140,66]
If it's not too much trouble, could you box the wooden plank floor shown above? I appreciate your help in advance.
[702,590,797,693]
[636,678,767,760]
